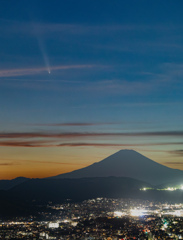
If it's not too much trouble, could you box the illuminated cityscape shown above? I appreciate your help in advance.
[1,198,183,239]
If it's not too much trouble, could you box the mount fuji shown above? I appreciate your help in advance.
[51,149,183,185]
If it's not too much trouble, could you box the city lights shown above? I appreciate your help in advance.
[130,208,145,217]
[1,198,183,239]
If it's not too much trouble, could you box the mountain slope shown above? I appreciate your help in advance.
[0,177,29,190]
[51,149,183,185]
[9,177,151,203]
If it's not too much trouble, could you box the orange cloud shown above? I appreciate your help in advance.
[0,130,183,139]
[164,162,183,165]
[0,140,182,148]
[0,163,18,166]
[168,150,183,156]
[0,140,53,147]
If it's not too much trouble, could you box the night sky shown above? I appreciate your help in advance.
[0,0,183,179]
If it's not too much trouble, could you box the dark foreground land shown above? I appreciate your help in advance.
[1,176,183,220]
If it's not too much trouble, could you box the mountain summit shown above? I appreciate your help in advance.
[52,149,183,185]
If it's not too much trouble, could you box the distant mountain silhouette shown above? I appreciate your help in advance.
[8,176,151,203]
[0,177,29,190]
[3,177,183,211]
[51,150,183,185]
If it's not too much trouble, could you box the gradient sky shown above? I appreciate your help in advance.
[0,0,183,179]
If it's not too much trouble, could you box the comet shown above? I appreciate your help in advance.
[31,23,51,74]
[38,36,51,74]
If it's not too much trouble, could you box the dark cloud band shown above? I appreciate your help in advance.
[0,130,183,139]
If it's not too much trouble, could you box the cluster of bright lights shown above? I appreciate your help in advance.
[130,208,145,217]
[164,185,183,191]
[163,223,168,229]
[163,185,183,191]
[140,184,183,191]
[114,211,124,217]
[140,187,153,191]
[166,187,175,191]
[48,222,59,228]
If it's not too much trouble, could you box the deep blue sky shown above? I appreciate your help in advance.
[0,0,183,179]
